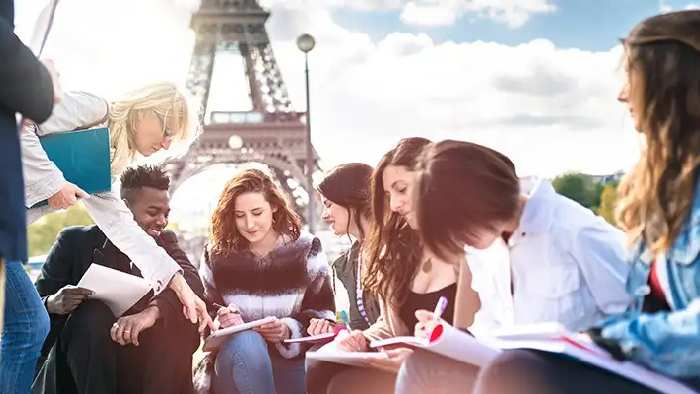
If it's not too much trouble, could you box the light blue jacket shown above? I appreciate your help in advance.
[600,176,700,380]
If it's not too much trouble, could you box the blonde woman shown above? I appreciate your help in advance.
[21,82,212,329]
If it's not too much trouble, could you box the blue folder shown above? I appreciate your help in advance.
[35,127,112,205]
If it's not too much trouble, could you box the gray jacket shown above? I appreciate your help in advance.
[22,91,180,294]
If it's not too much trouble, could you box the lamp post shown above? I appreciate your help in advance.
[297,33,316,233]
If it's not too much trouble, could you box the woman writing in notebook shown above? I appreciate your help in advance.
[306,137,483,394]
[394,140,631,393]
[473,10,700,393]
[196,168,334,394]
[21,82,211,329]
[308,163,381,335]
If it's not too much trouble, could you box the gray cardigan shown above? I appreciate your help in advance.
[21,92,181,294]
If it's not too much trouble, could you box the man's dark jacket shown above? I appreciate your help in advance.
[0,0,54,262]
[34,225,205,372]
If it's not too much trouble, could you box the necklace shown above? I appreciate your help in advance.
[421,257,432,273]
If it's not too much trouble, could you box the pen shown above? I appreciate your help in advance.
[432,296,448,321]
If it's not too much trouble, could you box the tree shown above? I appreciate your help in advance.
[596,184,619,226]
[552,172,597,209]
[27,205,94,257]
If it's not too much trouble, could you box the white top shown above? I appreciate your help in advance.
[21,92,181,294]
[468,179,631,334]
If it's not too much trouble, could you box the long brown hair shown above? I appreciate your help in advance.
[210,168,301,254]
[616,10,700,253]
[317,163,374,240]
[363,137,431,306]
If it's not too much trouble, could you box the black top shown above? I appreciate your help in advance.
[399,283,457,332]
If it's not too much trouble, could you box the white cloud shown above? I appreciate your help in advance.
[685,3,700,10]
[400,0,557,28]
[14,0,638,203]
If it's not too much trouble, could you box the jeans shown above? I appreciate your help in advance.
[213,330,305,394]
[0,260,50,394]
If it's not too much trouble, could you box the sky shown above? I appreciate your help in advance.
[13,0,700,228]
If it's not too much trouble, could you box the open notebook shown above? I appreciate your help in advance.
[369,322,697,394]
[203,317,277,352]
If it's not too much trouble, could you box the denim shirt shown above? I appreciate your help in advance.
[600,177,700,379]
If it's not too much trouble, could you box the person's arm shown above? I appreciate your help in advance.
[0,17,53,123]
[598,300,700,378]
[21,91,108,207]
[81,192,212,329]
[35,229,75,304]
[275,237,335,357]
[362,298,397,342]
[21,124,66,206]
[81,193,181,293]
[153,231,205,327]
[571,219,632,315]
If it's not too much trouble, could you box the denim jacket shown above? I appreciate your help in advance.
[600,177,700,379]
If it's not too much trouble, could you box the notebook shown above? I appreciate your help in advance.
[34,127,111,207]
[371,323,697,394]
[203,316,277,352]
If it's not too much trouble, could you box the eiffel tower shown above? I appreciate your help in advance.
[168,0,319,237]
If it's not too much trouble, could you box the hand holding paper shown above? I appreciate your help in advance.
[76,263,152,317]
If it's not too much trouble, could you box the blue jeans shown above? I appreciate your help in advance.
[213,330,305,394]
[0,260,50,394]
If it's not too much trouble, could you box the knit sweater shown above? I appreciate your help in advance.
[199,231,335,357]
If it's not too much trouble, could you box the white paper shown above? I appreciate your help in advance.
[76,263,152,317]
[368,323,697,394]
[370,326,501,367]
[203,316,277,352]
[283,331,336,344]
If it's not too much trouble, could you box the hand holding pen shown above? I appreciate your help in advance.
[413,296,449,339]
[213,302,243,330]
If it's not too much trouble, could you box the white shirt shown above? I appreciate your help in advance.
[468,179,631,334]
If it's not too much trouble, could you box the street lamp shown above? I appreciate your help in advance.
[297,33,316,233]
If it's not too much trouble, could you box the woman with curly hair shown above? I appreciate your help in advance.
[196,168,334,394]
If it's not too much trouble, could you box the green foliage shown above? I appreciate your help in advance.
[596,184,619,226]
[552,172,598,209]
[551,172,620,227]
[27,205,94,257]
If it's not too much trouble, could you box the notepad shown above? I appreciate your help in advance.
[34,127,112,207]
[76,263,152,317]
[203,316,277,352]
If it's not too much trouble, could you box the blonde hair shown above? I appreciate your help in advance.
[108,81,199,176]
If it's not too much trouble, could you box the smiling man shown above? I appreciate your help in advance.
[32,165,204,394]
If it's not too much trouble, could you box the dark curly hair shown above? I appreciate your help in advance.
[119,164,170,202]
